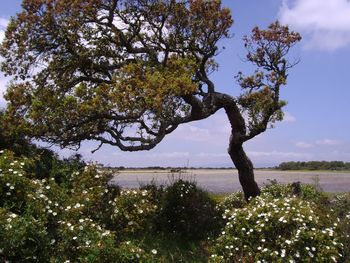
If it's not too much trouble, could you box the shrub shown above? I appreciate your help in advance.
[49,153,86,186]
[0,208,51,263]
[330,193,350,260]
[0,150,124,262]
[54,218,119,262]
[331,193,350,219]
[61,165,120,227]
[211,194,345,262]
[158,179,220,240]
[261,180,329,206]
[217,190,246,212]
[110,189,158,236]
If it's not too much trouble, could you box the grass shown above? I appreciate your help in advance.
[135,234,210,262]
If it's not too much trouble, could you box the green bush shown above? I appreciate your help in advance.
[0,150,129,262]
[2,147,350,262]
[330,193,350,260]
[211,193,345,262]
[0,208,50,262]
[110,189,159,236]
[54,218,119,262]
[218,190,246,212]
[61,164,120,227]
[158,179,220,240]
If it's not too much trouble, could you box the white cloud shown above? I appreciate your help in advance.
[0,18,8,28]
[316,139,341,146]
[295,141,314,148]
[0,76,9,107]
[172,124,211,142]
[279,0,350,50]
[282,112,297,123]
[248,150,313,159]
[169,110,230,144]
[0,17,8,43]
[149,152,190,158]
[196,152,227,158]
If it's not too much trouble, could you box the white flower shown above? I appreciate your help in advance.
[72,236,77,240]
[151,249,157,255]
[281,249,286,258]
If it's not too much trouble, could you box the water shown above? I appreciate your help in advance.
[109,169,350,193]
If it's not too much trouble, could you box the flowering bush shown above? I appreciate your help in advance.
[330,193,350,259]
[261,180,328,203]
[0,149,153,262]
[110,189,158,236]
[54,217,119,262]
[217,190,246,211]
[2,148,350,262]
[0,208,50,262]
[158,179,220,240]
[60,165,120,228]
[211,193,345,262]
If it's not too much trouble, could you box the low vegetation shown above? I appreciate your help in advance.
[1,148,350,262]
[277,161,350,171]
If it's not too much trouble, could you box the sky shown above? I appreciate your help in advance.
[0,0,350,168]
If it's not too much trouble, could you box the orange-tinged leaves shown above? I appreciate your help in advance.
[110,56,198,114]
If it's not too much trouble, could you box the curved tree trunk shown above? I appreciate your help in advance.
[228,137,260,200]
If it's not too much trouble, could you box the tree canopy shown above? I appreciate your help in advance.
[0,0,301,199]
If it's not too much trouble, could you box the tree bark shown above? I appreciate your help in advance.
[228,136,260,200]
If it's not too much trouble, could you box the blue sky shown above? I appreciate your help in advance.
[0,0,350,167]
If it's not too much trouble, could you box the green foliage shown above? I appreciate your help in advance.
[277,161,350,171]
[54,218,118,262]
[0,149,139,262]
[157,179,220,241]
[211,194,345,262]
[261,180,329,202]
[217,190,246,212]
[2,148,350,262]
[111,189,158,237]
[0,208,50,263]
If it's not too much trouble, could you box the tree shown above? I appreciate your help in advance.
[0,0,301,200]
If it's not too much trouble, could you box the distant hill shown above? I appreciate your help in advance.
[276,161,350,171]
